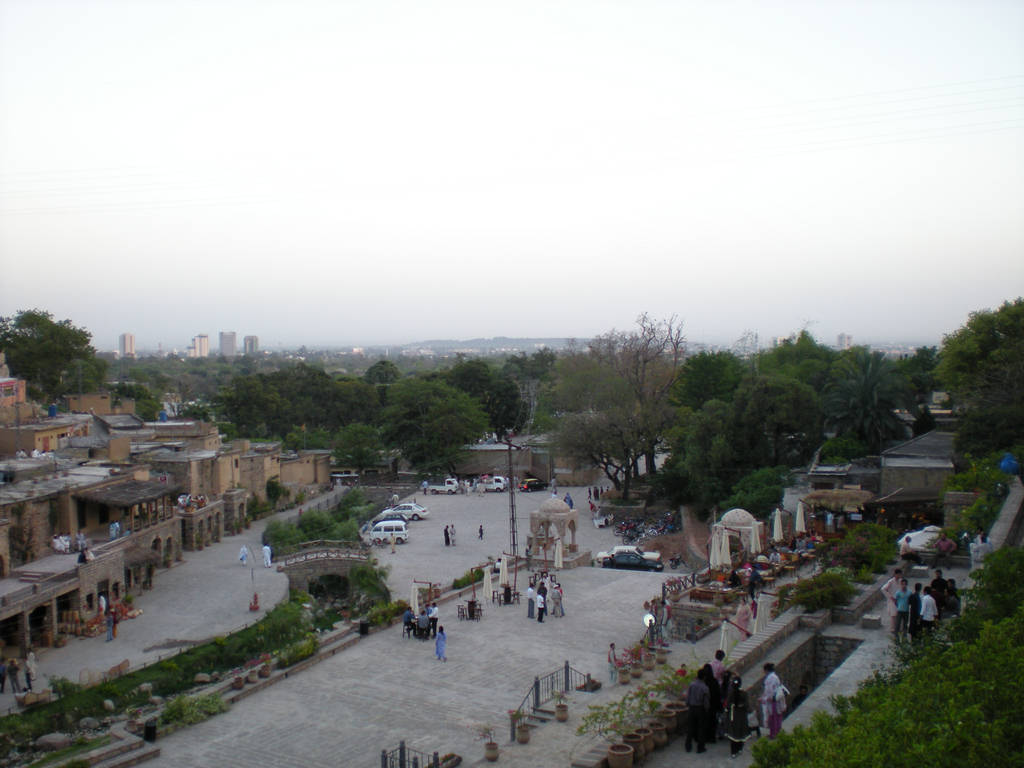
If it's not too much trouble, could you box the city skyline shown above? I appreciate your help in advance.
[2,2,1022,349]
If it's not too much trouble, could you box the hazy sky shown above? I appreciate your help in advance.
[2,1,1022,353]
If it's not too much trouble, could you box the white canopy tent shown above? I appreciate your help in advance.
[714,509,767,562]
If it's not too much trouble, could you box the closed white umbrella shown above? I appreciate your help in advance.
[482,565,493,601]
[795,501,807,535]
[718,619,731,654]
[709,527,724,570]
[499,555,509,588]
[749,523,762,556]
[719,528,732,569]
[410,583,420,616]
[554,538,564,569]
[754,592,772,634]
[772,509,784,543]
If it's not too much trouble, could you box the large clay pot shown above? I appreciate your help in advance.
[655,708,677,735]
[607,743,634,768]
[635,726,655,756]
[515,724,530,744]
[664,703,687,734]
[484,741,499,762]
[630,665,643,679]
[642,656,656,671]
[619,668,631,685]
[647,721,668,748]
[623,732,645,763]
[655,649,669,665]
[555,703,569,722]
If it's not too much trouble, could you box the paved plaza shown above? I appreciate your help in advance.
[3,485,974,768]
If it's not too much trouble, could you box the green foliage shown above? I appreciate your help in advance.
[367,599,409,626]
[277,634,318,668]
[955,405,1024,457]
[816,523,895,575]
[576,685,663,742]
[752,602,1024,768]
[755,331,838,393]
[893,345,939,403]
[720,466,791,517]
[672,350,745,409]
[944,450,1020,535]
[453,568,484,589]
[776,570,856,613]
[824,348,910,453]
[110,382,162,421]
[381,378,489,474]
[953,548,1024,642]
[159,693,229,726]
[937,297,1024,409]
[0,309,108,400]
[819,434,868,463]
[333,423,385,473]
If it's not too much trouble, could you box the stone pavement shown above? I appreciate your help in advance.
[1,486,348,712]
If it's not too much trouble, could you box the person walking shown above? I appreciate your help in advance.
[549,584,562,618]
[239,545,249,566]
[478,525,484,540]
[434,626,447,662]
[526,585,536,619]
[106,610,114,642]
[24,651,37,692]
[536,591,546,623]
[760,663,786,739]
[607,643,618,683]
[685,668,711,753]
[725,676,752,758]
[262,544,273,568]
[7,659,19,694]
[443,526,450,547]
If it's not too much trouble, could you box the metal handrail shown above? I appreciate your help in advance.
[380,740,439,768]
[509,660,592,741]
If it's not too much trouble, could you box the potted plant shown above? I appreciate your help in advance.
[475,724,499,762]
[552,690,569,722]
[576,689,657,768]
[509,710,530,743]
[230,670,245,690]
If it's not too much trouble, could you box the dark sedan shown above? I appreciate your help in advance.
[519,478,548,492]
[601,552,664,572]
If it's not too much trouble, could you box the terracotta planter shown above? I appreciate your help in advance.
[618,668,631,685]
[607,743,634,768]
[655,708,676,734]
[258,663,271,678]
[484,742,499,762]
[623,732,645,763]
[642,656,656,671]
[515,724,530,744]
[635,726,654,755]
[246,669,259,684]
[663,703,687,734]
[555,703,569,722]
[630,665,643,679]
[231,676,244,690]
[655,649,668,665]
[647,721,668,748]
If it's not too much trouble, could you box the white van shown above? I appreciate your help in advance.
[369,520,409,545]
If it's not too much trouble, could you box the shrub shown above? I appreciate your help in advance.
[452,568,484,589]
[777,571,856,613]
[818,523,894,574]
[160,693,229,726]
[367,600,408,627]
[277,634,318,668]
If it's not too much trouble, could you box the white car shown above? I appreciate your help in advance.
[381,502,430,521]
[900,525,942,551]
[595,545,662,565]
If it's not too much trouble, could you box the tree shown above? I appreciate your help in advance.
[333,423,385,474]
[733,375,823,467]
[448,358,524,438]
[0,309,107,400]
[824,348,909,453]
[671,351,744,410]
[111,382,162,421]
[721,466,792,517]
[380,378,489,474]
[894,345,939,403]
[937,298,1024,409]
[755,331,838,394]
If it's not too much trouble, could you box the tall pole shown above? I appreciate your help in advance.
[507,441,518,557]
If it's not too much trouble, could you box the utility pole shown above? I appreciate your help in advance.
[507,441,519,557]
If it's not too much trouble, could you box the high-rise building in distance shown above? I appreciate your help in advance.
[189,334,210,358]
[119,333,136,359]
[243,335,259,355]
[220,331,237,358]
[837,333,853,350]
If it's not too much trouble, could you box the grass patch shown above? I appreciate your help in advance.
[25,735,110,768]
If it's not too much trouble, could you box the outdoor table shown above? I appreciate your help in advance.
[689,586,741,603]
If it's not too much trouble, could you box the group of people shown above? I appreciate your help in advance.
[881,566,961,640]
[50,531,80,554]
[0,651,38,695]
[443,524,457,546]
[238,544,274,568]
[402,604,447,661]
[681,652,795,758]
[525,578,565,622]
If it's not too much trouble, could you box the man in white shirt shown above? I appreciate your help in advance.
[428,602,439,637]
[919,586,938,632]
[536,591,546,623]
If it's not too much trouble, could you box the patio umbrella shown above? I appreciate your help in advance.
[499,555,509,587]
[718,619,731,654]
[719,528,732,569]
[554,538,564,569]
[709,527,724,570]
[754,592,772,634]
[749,523,762,556]
[482,565,493,601]
[410,583,420,616]
[795,501,807,535]
[772,509,784,543]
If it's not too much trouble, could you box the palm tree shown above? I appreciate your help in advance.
[825,349,909,453]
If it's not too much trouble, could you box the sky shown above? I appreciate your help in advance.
[1,1,1022,353]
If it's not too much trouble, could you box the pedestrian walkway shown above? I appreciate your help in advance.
[13,486,348,705]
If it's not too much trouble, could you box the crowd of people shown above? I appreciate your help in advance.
[881,565,961,640]
[0,650,38,697]
[401,603,447,661]
[525,576,565,622]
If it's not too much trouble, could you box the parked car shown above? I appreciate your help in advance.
[381,502,430,521]
[601,552,664,572]
[479,476,507,492]
[368,520,409,545]
[596,545,662,564]
[372,511,410,525]
[426,478,460,494]
[518,478,548,492]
